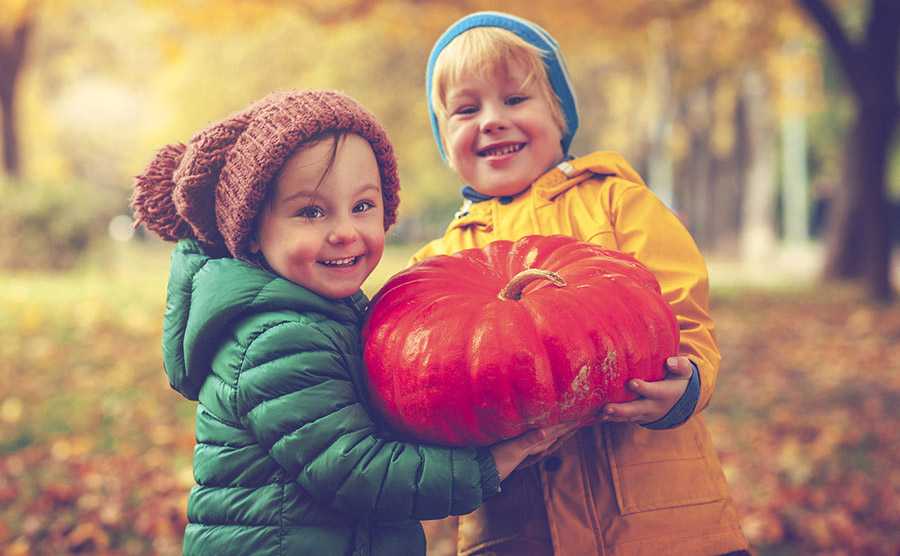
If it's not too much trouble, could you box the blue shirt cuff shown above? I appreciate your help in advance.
[642,362,701,430]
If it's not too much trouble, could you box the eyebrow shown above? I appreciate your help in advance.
[281,190,319,204]
[446,79,525,104]
[355,183,381,195]
[280,183,381,204]
[446,89,477,102]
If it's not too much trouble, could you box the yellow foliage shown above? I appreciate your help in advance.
[0,397,24,424]
[1,0,34,27]
[7,0,841,243]
[157,35,184,64]
[770,42,823,118]
[139,0,283,31]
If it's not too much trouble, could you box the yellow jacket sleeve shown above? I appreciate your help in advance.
[606,180,721,412]
[409,238,445,266]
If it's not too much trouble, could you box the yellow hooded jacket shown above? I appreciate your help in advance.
[412,152,749,555]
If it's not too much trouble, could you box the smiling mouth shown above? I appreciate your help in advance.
[477,143,525,157]
[318,256,361,268]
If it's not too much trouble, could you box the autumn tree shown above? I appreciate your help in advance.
[796,0,899,302]
[0,1,34,178]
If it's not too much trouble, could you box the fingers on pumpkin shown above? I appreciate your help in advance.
[601,404,626,421]
[666,356,693,376]
[521,428,548,446]
[606,399,656,422]
[629,379,667,400]
[602,412,634,423]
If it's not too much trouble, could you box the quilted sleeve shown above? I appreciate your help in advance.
[235,319,499,521]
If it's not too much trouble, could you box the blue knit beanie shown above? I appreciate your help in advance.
[426,11,579,160]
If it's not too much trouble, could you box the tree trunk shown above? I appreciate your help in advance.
[677,86,714,248]
[645,24,676,209]
[824,101,897,301]
[0,86,19,178]
[780,42,810,246]
[798,0,899,302]
[709,80,742,254]
[0,16,32,179]
[739,70,778,263]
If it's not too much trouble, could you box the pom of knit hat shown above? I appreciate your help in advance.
[131,143,191,242]
[173,112,255,250]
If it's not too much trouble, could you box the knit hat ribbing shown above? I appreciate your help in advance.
[425,11,579,160]
[132,90,400,261]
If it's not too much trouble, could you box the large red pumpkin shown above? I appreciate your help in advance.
[362,235,679,447]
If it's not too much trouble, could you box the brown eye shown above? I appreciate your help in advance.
[353,200,376,214]
[296,206,324,219]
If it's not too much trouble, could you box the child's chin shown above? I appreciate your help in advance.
[320,286,361,299]
[475,180,531,198]
[304,279,365,300]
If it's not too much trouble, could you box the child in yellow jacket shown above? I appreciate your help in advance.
[415,11,750,556]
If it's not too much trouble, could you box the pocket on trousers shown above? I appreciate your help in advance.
[602,418,725,515]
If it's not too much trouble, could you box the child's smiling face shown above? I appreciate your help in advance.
[251,133,385,299]
[442,61,564,198]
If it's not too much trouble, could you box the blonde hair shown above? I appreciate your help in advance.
[430,28,567,134]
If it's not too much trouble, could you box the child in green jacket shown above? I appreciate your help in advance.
[131,90,574,556]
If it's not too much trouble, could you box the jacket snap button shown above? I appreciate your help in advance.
[544,456,562,472]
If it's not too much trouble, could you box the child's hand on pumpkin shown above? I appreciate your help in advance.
[601,356,693,425]
[490,421,581,480]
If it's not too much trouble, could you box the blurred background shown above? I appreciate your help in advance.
[1,0,898,554]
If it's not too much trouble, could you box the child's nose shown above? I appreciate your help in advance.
[327,218,359,245]
[480,105,508,134]
[482,120,507,134]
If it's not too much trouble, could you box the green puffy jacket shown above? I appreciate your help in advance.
[162,240,499,556]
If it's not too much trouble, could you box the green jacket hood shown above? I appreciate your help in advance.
[162,239,368,400]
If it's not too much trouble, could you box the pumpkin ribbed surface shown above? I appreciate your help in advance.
[362,235,679,447]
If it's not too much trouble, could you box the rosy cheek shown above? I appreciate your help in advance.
[451,127,474,156]
[286,244,313,264]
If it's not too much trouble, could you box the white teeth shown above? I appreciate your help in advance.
[320,256,358,267]
[480,144,524,157]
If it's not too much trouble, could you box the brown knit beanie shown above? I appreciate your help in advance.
[131,90,400,261]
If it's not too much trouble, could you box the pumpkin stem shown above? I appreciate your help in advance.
[498,269,567,301]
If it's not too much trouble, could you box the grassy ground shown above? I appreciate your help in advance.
[1,241,898,554]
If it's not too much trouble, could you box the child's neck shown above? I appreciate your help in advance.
[463,153,572,202]
[461,185,521,203]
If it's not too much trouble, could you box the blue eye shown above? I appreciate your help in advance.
[296,206,324,219]
[353,200,376,213]
[506,95,528,106]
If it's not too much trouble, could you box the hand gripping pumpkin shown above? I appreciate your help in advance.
[362,235,679,447]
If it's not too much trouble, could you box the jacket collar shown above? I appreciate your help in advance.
[532,151,647,204]
[163,240,367,401]
[453,151,646,220]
